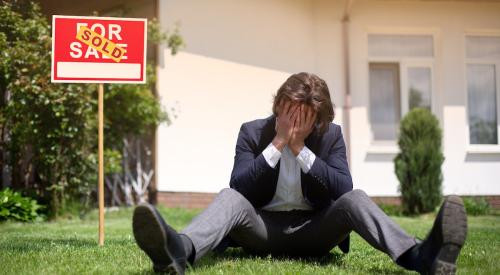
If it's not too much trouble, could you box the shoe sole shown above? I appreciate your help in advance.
[132,204,184,275]
[431,196,468,275]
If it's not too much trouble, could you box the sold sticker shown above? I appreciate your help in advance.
[76,26,127,62]
[51,15,147,83]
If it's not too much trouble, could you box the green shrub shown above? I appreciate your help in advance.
[395,108,444,215]
[0,188,44,222]
[463,197,490,216]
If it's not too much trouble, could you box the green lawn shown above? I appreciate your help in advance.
[0,207,498,275]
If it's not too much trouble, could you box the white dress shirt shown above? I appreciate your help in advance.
[261,143,316,211]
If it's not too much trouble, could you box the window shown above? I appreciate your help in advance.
[466,35,500,145]
[368,34,434,142]
[466,36,500,59]
[408,67,432,110]
[368,34,434,57]
[467,65,497,144]
[369,63,401,141]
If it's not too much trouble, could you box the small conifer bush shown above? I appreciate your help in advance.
[395,108,444,215]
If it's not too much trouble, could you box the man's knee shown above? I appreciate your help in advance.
[348,189,369,199]
[340,189,369,200]
[335,189,370,210]
[218,188,243,199]
[216,188,253,210]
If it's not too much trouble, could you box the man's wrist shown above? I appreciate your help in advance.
[272,136,287,151]
[289,141,305,156]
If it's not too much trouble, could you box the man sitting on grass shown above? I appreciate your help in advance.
[132,72,468,275]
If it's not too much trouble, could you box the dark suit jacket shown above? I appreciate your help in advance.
[228,114,353,253]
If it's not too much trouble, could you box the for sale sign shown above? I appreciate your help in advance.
[51,15,147,83]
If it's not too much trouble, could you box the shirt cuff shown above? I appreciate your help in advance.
[262,143,281,168]
[296,146,316,173]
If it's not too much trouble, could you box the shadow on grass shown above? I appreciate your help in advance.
[190,248,410,275]
[193,247,347,268]
[128,250,347,275]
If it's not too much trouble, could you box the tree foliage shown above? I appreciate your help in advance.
[0,0,183,218]
[394,108,444,215]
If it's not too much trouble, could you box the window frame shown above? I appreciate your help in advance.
[464,31,500,150]
[366,30,437,148]
[404,62,434,113]
[368,62,402,142]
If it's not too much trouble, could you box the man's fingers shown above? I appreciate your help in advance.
[292,106,300,122]
[310,112,317,129]
[290,108,300,128]
[306,106,314,124]
[296,105,303,127]
[298,105,305,126]
[289,103,300,118]
[283,103,317,132]
[290,105,297,118]
[276,101,283,115]
[283,101,291,115]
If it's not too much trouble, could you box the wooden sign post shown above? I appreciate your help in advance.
[51,15,147,246]
[98,83,105,246]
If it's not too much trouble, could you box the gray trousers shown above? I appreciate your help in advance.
[182,188,416,263]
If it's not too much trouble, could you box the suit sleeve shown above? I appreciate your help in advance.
[229,123,276,202]
[307,125,353,200]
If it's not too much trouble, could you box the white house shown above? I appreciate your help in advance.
[155,0,500,208]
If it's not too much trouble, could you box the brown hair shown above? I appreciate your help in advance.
[272,72,335,134]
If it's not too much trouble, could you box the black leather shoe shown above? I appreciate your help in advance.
[133,203,187,274]
[419,195,468,275]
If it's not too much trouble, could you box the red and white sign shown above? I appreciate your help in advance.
[51,15,147,83]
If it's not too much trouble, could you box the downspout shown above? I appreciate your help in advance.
[341,0,353,167]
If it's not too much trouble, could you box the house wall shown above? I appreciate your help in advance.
[348,0,500,196]
[157,0,500,197]
[156,0,345,193]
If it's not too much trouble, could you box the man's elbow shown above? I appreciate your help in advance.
[342,175,354,193]
[229,175,240,190]
[334,175,353,199]
[229,175,247,195]
[345,175,353,191]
